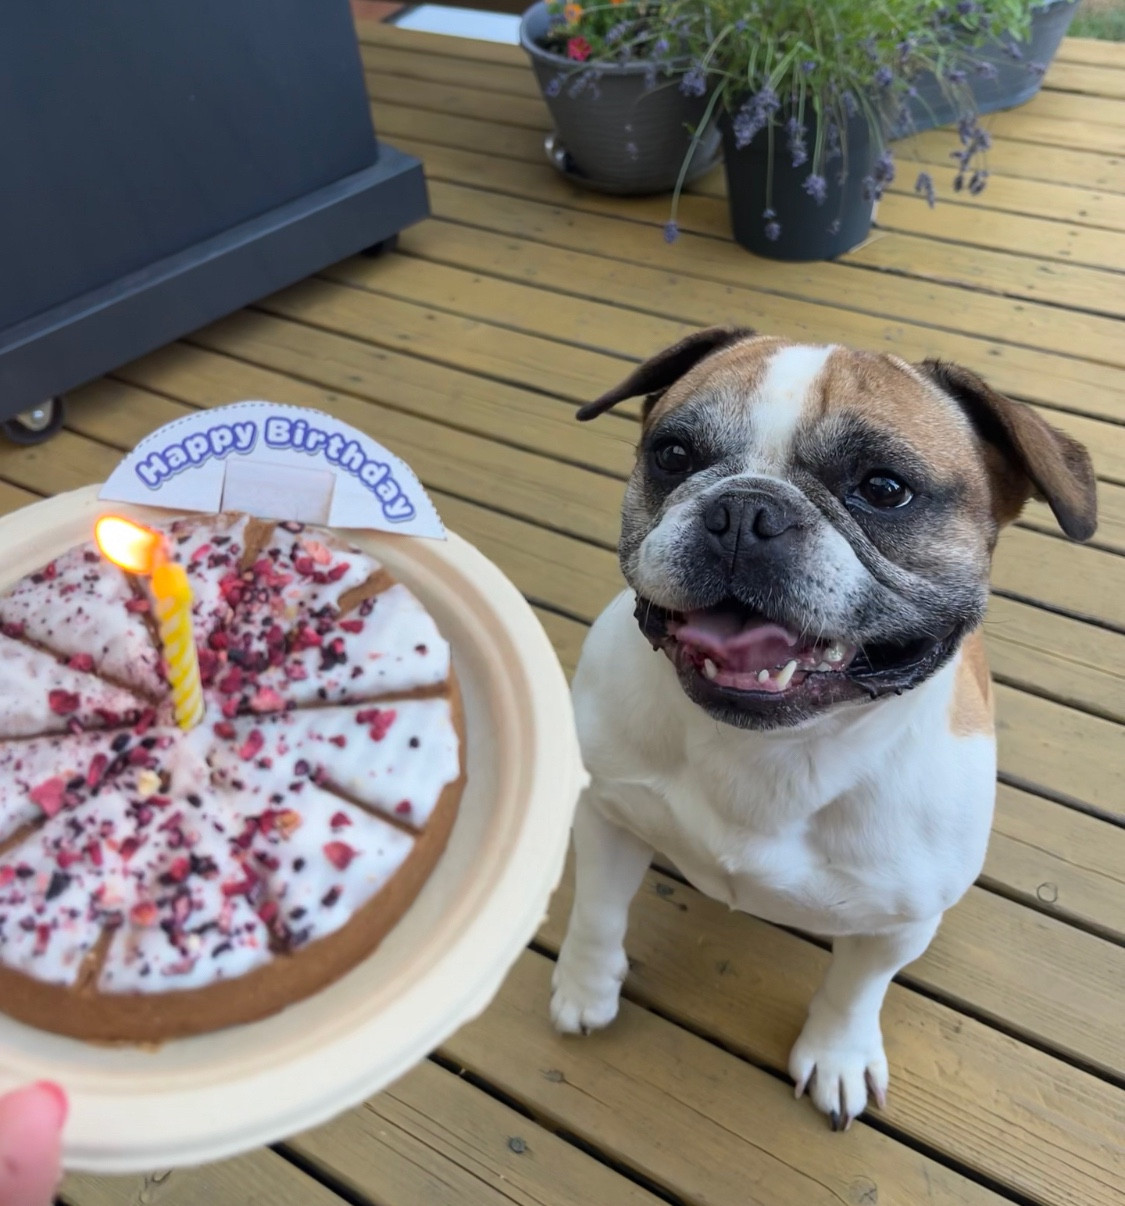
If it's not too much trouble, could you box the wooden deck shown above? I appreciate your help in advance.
[46,21,1123,1206]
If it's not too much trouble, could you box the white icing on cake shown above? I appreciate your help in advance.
[0,633,146,738]
[0,515,457,998]
[167,512,250,642]
[217,525,449,712]
[214,700,460,828]
[0,543,164,696]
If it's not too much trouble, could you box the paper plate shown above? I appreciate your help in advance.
[0,486,586,1173]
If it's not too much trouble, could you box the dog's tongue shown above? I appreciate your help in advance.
[671,610,801,673]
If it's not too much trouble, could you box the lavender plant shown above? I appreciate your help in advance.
[533,2,1047,249]
[659,0,1016,244]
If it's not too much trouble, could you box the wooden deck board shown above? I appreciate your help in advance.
[6,24,1122,1206]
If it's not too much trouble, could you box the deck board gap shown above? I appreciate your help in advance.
[996,771,1125,829]
[427,1051,689,1206]
[977,874,1125,949]
[990,587,1125,636]
[990,671,1125,726]
[271,1143,379,1206]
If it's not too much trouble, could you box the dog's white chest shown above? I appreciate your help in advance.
[574,593,995,936]
[602,764,899,932]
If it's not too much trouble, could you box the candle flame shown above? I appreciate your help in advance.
[95,516,163,575]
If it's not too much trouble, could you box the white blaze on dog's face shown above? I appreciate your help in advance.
[579,329,1097,730]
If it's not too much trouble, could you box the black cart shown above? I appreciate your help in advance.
[0,0,428,442]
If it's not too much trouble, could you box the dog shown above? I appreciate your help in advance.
[550,329,1097,1130]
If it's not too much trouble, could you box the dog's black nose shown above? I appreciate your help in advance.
[702,494,801,556]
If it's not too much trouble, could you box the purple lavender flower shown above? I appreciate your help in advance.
[873,151,895,186]
[732,106,765,149]
[546,75,562,98]
[968,169,989,195]
[765,220,782,241]
[653,37,670,57]
[1003,41,1023,61]
[975,60,999,79]
[825,120,841,162]
[763,208,776,220]
[663,221,680,244]
[786,116,808,167]
[954,173,965,192]
[827,219,841,235]
[734,18,748,32]
[956,0,978,14]
[644,66,658,91]
[861,175,877,203]
[801,60,816,74]
[625,141,639,161]
[731,88,780,150]
[803,174,828,205]
[945,68,968,84]
[915,171,936,208]
[842,90,858,117]
[1027,61,1047,78]
[756,86,781,115]
[606,22,627,44]
[874,65,894,88]
[680,65,707,97]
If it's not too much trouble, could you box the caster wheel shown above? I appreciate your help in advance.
[1,397,65,445]
[361,233,399,258]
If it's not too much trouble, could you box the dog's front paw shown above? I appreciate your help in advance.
[549,943,628,1035]
[788,995,888,1131]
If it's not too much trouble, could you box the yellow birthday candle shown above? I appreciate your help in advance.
[95,516,204,730]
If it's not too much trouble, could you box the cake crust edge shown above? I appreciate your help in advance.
[0,679,466,1044]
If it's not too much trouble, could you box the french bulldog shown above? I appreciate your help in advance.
[551,329,1097,1129]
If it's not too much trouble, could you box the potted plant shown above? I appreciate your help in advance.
[519,0,720,195]
[662,0,993,261]
[895,1,1080,135]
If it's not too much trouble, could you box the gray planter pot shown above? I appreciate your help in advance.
[519,1,720,195]
[894,0,1078,136]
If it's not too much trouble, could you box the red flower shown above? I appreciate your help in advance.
[567,36,591,61]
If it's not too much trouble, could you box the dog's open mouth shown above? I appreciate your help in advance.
[636,596,955,706]
[665,606,856,693]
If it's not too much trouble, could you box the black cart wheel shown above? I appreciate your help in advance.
[1,397,65,445]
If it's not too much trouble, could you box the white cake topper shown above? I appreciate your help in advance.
[99,401,445,539]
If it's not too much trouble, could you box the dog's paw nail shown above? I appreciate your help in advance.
[829,1110,842,1132]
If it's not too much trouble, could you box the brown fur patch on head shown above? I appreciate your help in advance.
[949,630,994,737]
[820,350,978,478]
[644,334,791,428]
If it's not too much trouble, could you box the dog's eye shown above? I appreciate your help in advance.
[652,439,692,475]
[854,471,914,509]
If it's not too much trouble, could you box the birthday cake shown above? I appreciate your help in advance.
[0,514,464,1042]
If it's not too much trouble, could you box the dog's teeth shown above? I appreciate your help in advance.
[816,661,832,672]
[757,669,770,684]
[825,643,846,664]
[775,659,799,689]
[703,658,718,680]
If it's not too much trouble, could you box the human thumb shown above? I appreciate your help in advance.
[0,1083,66,1206]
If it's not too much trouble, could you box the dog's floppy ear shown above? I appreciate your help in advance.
[921,359,1097,541]
[577,326,755,422]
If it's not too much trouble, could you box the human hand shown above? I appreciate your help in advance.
[0,1083,66,1206]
